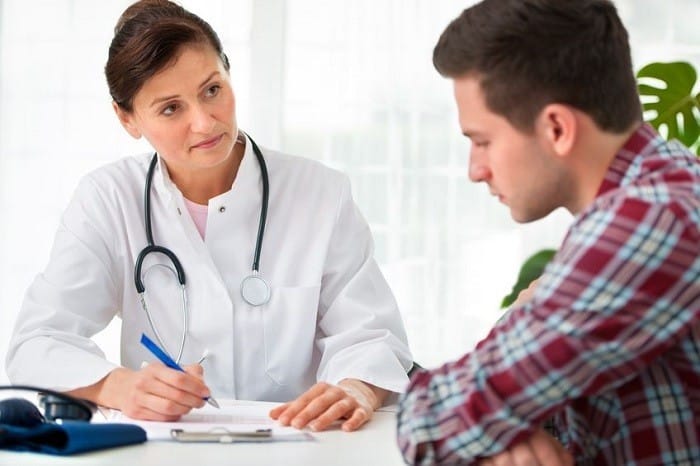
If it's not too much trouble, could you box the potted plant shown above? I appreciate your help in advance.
[501,61,700,307]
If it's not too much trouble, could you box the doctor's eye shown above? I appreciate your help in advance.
[473,140,490,149]
[161,103,180,116]
[205,85,221,98]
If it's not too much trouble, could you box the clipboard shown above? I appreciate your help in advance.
[170,428,314,443]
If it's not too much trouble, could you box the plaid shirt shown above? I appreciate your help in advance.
[397,124,700,465]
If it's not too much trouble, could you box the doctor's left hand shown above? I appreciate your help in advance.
[269,379,388,432]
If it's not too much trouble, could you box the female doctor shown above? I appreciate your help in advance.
[5,0,412,432]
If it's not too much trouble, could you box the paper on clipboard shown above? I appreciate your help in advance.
[100,400,314,442]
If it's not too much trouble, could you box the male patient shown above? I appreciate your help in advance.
[397,0,700,465]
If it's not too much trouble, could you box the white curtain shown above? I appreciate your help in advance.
[0,0,697,383]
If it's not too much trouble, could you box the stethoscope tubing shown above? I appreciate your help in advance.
[248,136,269,273]
[134,132,270,362]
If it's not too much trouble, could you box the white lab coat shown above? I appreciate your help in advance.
[6,135,413,402]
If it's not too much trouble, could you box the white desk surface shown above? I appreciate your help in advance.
[0,403,405,466]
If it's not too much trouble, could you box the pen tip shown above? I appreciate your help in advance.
[207,397,220,409]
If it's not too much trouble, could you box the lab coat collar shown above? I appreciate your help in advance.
[151,153,177,204]
[149,131,262,204]
[210,131,262,205]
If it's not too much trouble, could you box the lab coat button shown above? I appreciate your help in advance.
[219,206,226,213]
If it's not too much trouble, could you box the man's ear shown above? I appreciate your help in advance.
[112,101,142,139]
[538,103,576,157]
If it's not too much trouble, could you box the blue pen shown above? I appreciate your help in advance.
[140,333,220,409]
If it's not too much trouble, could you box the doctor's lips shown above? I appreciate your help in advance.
[192,134,223,149]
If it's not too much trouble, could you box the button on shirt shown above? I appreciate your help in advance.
[397,124,700,465]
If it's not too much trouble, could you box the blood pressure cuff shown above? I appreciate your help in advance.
[0,421,147,455]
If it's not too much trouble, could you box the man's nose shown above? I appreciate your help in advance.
[468,150,490,182]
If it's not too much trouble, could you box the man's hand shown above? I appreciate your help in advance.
[269,379,387,432]
[479,428,573,466]
[512,277,541,308]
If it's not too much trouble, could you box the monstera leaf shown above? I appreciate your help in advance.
[637,61,700,151]
[500,249,556,308]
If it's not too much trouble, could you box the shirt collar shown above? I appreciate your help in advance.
[595,122,662,198]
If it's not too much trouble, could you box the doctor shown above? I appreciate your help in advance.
[5,0,412,432]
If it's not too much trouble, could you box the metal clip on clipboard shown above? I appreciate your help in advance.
[171,428,273,443]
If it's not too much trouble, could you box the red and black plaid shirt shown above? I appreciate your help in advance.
[397,124,700,465]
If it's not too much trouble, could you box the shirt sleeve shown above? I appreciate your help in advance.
[5,176,121,390]
[397,195,700,464]
[315,175,413,394]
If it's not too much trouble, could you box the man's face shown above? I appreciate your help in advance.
[453,75,568,223]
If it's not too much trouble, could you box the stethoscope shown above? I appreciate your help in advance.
[134,133,270,363]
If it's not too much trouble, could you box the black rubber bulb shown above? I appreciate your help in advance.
[0,398,45,427]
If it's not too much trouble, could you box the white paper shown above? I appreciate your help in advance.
[97,399,309,441]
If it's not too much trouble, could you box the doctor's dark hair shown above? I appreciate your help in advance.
[433,0,642,133]
[105,0,230,112]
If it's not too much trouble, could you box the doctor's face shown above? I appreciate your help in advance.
[454,75,567,223]
[116,43,238,174]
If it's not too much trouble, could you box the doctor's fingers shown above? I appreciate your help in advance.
[270,382,335,422]
[273,382,349,428]
[123,391,195,421]
[306,395,372,432]
[182,363,204,379]
[269,402,290,420]
[289,386,363,430]
[339,404,371,432]
[137,364,210,405]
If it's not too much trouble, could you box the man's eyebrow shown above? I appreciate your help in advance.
[462,129,483,138]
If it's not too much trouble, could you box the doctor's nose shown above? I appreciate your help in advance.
[468,149,491,183]
[189,105,216,134]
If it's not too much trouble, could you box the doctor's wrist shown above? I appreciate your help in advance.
[66,367,135,411]
[338,379,387,411]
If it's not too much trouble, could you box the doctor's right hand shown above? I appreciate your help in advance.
[120,363,210,421]
[110,364,210,421]
[67,364,211,421]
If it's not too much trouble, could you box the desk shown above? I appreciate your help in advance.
[0,405,405,466]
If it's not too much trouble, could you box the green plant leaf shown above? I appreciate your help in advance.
[637,61,700,147]
[500,249,556,308]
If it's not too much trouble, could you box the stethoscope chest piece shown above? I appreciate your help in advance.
[241,273,271,306]
[135,132,272,363]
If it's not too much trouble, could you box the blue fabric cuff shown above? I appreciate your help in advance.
[0,421,146,455]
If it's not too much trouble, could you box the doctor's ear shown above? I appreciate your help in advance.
[112,101,142,139]
[537,103,576,157]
